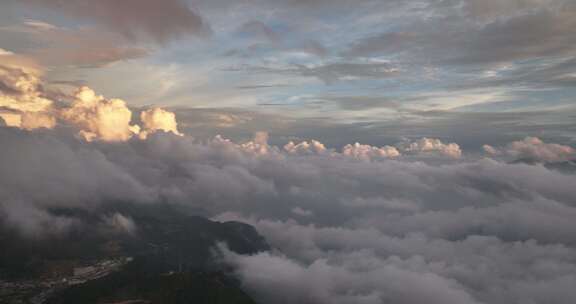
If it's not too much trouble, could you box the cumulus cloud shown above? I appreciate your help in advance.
[0,58,183,142]
[342,142,400,160]
[507,137,575,162]
[226,134,458,161]
[60,86,141,142]
[240,131,274,155]
[139,107,182,139]
[284,140,328,155]
[58,88,183,142]
[484,137,575,162]
[482,144,501,156]
[402,137,462,159]
[21,0,210,44]
[0,55,56,130]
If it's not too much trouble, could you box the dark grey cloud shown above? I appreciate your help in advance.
[20,0,210,44]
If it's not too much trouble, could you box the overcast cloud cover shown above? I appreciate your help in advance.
[1,0,576,303]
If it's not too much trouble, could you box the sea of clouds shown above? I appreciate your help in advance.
[1,124,576,304]
[2,53,576,303]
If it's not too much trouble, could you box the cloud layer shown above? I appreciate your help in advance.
[21,0,209,44]
[1,121,575,303]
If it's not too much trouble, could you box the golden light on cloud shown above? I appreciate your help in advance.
[61,87,140,142]
[0,53,56,130]
[139,107,182,139]
[0,53,182,141]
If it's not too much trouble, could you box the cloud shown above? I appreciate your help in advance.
[291,207,314,217]
[2,126,576,303]
[0,20,148,68]
[464,57,576,90]
[0,55,56,130]
[327,95,401,111]
[507,137,575,162]
[1,202,81,238]
[218,207,576,304]
[60,86,141,142]
[1,47,576,302]
[58,87,184,142]
[454,0,561,20]
[482,144,501,156]
[402,137,462,159]
[485,137,575,162]
[139,107,182,139]
[0,128,152,236]
[2,10,575,304]
[102,213,137,235]
[20,0,210,44]
[0,59,183,142]
[239,131,274,155]
[0,48,14,56]
[226,134,458,161]
[232,20,328,58]
[238,21,281,44]
[345,1,576,66]
[284,140,328,155]
[227,61,399,84]
[285,61,399,84]
[342,142,400,160]
[222,246,481,304]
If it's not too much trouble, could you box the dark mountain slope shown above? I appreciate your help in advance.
[0,203,269,304]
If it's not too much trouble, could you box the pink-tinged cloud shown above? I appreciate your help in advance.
[21,0,210,44]
[483,137,575,162]
[507,137,575,162]
[342,142,400,160]
[1,21,148,67]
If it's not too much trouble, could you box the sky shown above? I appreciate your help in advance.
[1,0,575,149]
[1,1,576,304]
